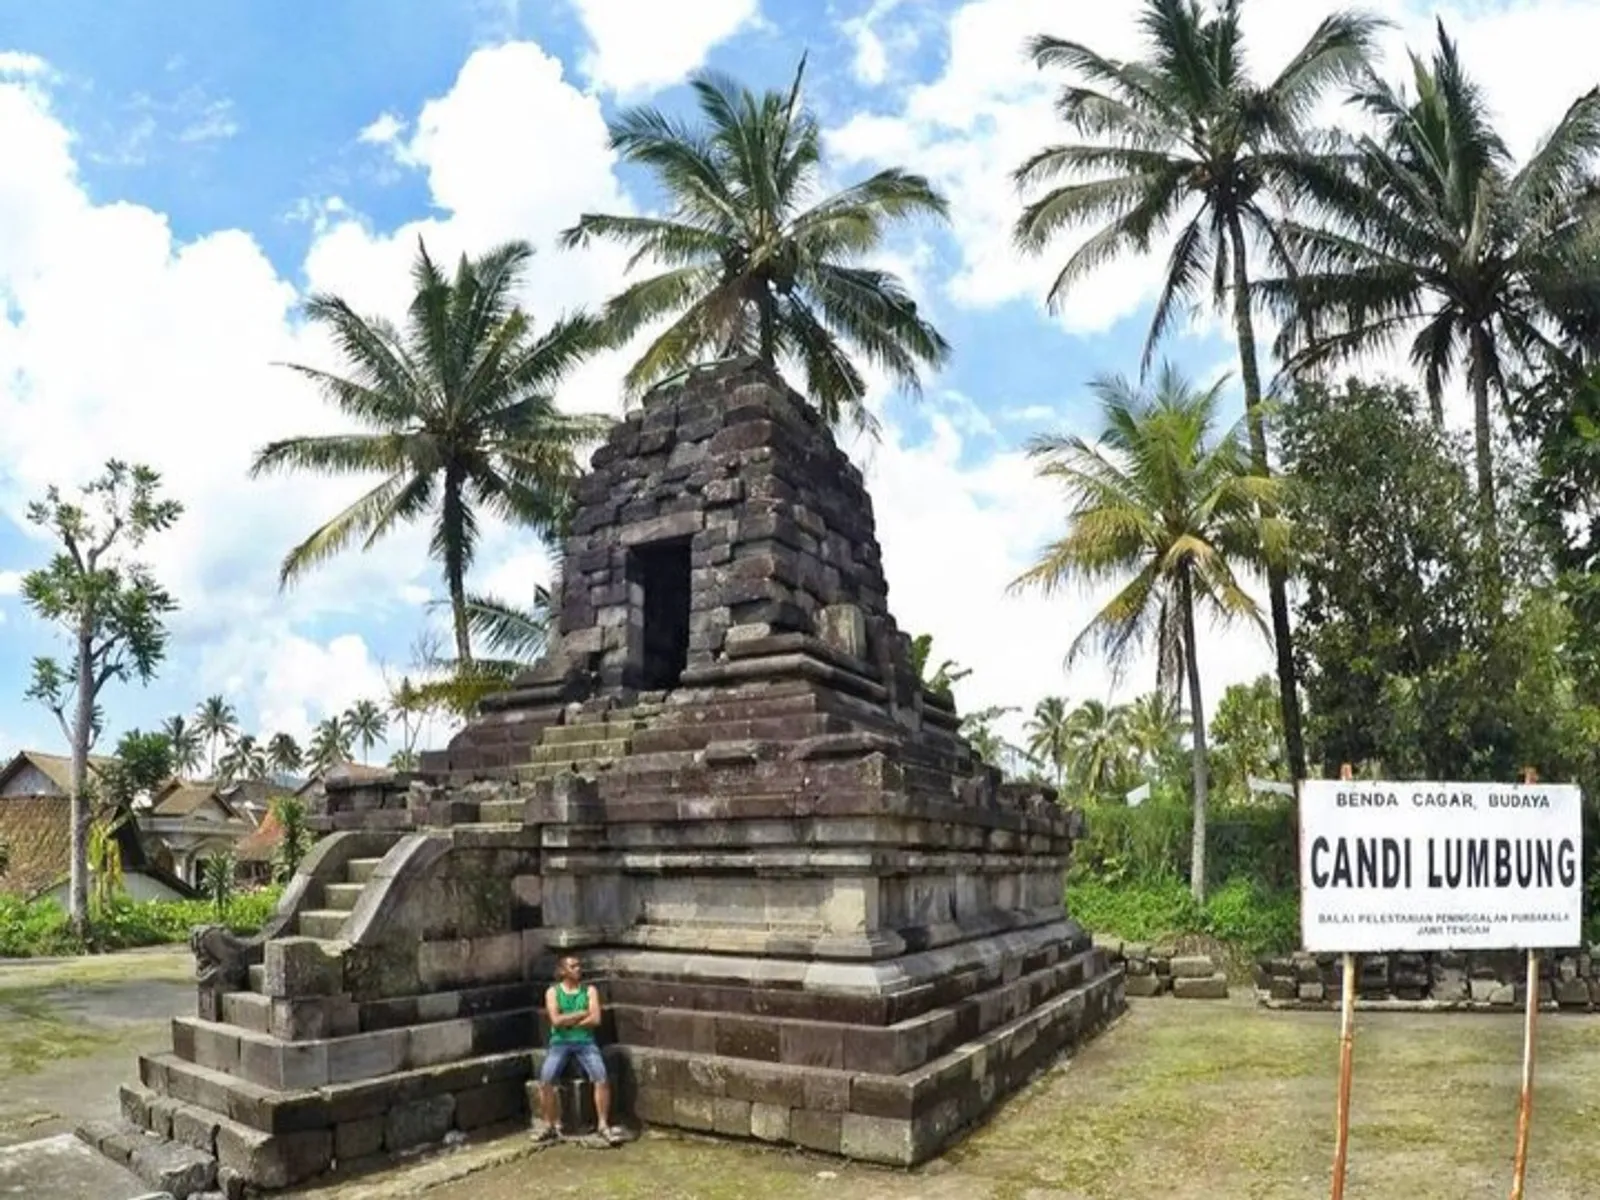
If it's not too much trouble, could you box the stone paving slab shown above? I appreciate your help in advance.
[0,1132,152,1200]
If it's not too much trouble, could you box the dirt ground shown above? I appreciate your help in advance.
[3,950,1598,1199]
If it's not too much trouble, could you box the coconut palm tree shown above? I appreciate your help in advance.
[344,700,388,765]
[265,732,303,776]
[194,696,238,777]
[307,717,353,775]
[1263,20,1600,567]
[1009,364,1285,900]
[559,57,950,435]
[1013,0,1385,784]
[161,715,205,779]
[1061,700,1134,797]
[252,239,612,664]
[1023,696,1074,787]
[1123,689,1188,779]
[218,734,268,784]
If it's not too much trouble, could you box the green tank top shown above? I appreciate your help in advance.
[549,983,594,1045]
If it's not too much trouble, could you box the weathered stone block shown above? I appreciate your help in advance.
[841,1112,913,1164]
[119,1083,154,1131]
[1297,982,1325,1003]
[129,1137,217,1197]
[791,1109,843,1153]
[1169,955,1215,980]
[673,1093,716,1132]
[1123,973,1166,998]
[326,1030,408,1084]
[334,1116,385,1163]
[407,1018,474,1068]
[455,1079,525,1129]
[385,1095,456,1151]
[1470,978,1499,1002]
[263,938,344,999]
[750,1102,791,1143]
[170,1103,221,1154]
[713,1097,753,1137]
[1173,974,1229,1000]
[216,1124,332,1191]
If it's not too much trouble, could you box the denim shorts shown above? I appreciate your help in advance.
[540,1041,607,1085]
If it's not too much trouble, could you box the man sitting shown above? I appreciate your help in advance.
[532,954,625,1146]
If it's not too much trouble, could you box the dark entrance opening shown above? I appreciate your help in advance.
[633,538,692,690]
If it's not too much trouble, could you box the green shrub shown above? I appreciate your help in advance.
[1068,874,1300,957]
[0,886,283,958]
[1067,874,1202,943]
[1071,798,1297,892]
[1201,877,1300,954]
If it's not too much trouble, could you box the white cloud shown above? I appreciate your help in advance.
[0,570,20,595]
[357,112,405,147]
[844,391,1275,743]
[201,630,390,744]
[177,98,238,144]
[0,52,50,79]
[841,0,912,87]
[828,0,1600,339]
[569,0,759,96]
[0,41,638,750]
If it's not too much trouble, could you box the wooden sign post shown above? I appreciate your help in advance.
[1510,766,1540,1200]
[1330,763,1356,1200]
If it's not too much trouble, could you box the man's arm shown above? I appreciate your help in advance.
[544,985,576,1028]
[579,984,603,1028]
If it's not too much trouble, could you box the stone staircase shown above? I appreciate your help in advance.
[80,836,542,1197]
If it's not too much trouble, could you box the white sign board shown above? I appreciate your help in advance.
[1299,780,1583,953]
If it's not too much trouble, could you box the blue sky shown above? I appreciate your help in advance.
[0,0,1590,764]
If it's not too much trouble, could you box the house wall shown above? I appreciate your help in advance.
[0,764,63,798]
[38,871,191,907]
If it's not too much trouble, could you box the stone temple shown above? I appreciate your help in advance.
[83,357,1125,1196]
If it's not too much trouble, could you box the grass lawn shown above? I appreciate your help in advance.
[0,948,192,1145]
[308,997,1600,1200]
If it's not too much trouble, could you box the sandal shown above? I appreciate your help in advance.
[601,1124,627,1145]
[530,1121,560,1144]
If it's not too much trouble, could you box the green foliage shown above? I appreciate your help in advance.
[270,796,313,883]
[1284,376,1588,780]
[908,633,970,704]
[344,700,387,764]
[195,695,238,776]
[254,238,610,664]
[162,714,205,778]
[102,729,174,807]
[561,57,950,435]
[1013,365,1286,898]
[0,887,282,958]
[1068,874,1299,957]
[307,716,354,773]
[218,733,268,783]
[1069,874,1201,944]
[1071,797,1297,893]
[203,853,236,921]
[19,460,182,930]
[1201,877,1300,954]
[1210,675,1286,801]
[86,813,126,917]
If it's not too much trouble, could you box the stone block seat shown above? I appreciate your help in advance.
[87,357,1123,1196]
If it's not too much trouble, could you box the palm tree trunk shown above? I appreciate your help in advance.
[1180,565,1210,904]
[442,478,473,665]
[758,287,777,366]
[1226,215,1306,783]
[1469,329,1501,597]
